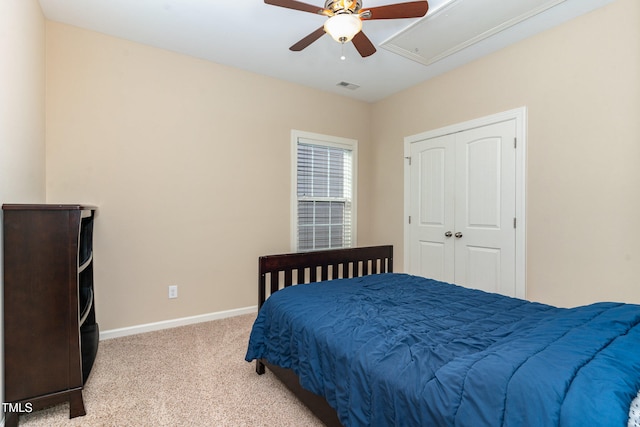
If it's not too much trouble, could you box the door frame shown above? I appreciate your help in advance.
[403,107,527,299]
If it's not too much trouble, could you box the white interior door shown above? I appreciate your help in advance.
[407,118,519,297]
[454,120,516,296]
[408,134,455,282]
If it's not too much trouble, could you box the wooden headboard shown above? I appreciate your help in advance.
[258,245,393,309]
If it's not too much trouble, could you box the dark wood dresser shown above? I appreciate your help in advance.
[2,204,99,426]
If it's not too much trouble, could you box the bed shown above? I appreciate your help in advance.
[245,245,640,426]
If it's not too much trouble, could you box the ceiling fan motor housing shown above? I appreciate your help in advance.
[324,0,362,14]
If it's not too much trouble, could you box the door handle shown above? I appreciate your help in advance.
[445,231,452,238]
[455,232,463,238]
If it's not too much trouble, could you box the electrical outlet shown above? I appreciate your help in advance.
[168,285,178,299]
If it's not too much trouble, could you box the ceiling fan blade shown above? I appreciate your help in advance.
[264,0,329,15]
[352,31,376,57]
[363,1,429,20]
[290,27,326,51]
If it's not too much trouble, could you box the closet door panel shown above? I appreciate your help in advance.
[464,136,501,228]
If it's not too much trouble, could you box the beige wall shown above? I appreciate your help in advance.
[45,22,373,330]
[0,1,46,201]
[0,0,46,418]
[370,0,640,307]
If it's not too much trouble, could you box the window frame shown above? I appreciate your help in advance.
[290,130,358,252]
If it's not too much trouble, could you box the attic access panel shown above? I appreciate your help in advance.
[380,0,567,65]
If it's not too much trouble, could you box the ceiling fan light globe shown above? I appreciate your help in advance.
[324,14,362,43]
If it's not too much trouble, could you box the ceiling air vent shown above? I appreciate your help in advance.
[337,81,360,90]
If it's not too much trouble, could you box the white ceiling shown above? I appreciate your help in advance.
[38,0,615,103]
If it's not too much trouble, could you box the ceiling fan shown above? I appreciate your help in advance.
[265,0,429,57]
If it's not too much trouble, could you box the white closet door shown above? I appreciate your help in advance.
[407,119,517,297]
[454,120,516,296]
[408,134,455,282]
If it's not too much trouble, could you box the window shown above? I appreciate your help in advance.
[292,131,357,252]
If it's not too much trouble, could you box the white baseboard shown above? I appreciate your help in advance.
[99,306,258,340]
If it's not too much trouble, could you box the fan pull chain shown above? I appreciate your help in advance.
[340,43,346,61]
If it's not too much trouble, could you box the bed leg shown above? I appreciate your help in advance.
[256,359,265,375]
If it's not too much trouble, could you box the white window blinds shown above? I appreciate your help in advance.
[296,140,354,251]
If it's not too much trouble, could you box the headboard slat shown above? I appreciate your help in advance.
[270,272,279,296]
[284,269,293,288]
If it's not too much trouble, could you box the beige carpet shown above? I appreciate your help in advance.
[20,313,324,427]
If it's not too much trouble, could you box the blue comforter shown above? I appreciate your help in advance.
[245,273,640,426]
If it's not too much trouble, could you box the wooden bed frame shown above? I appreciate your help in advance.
[255,245,394,427]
